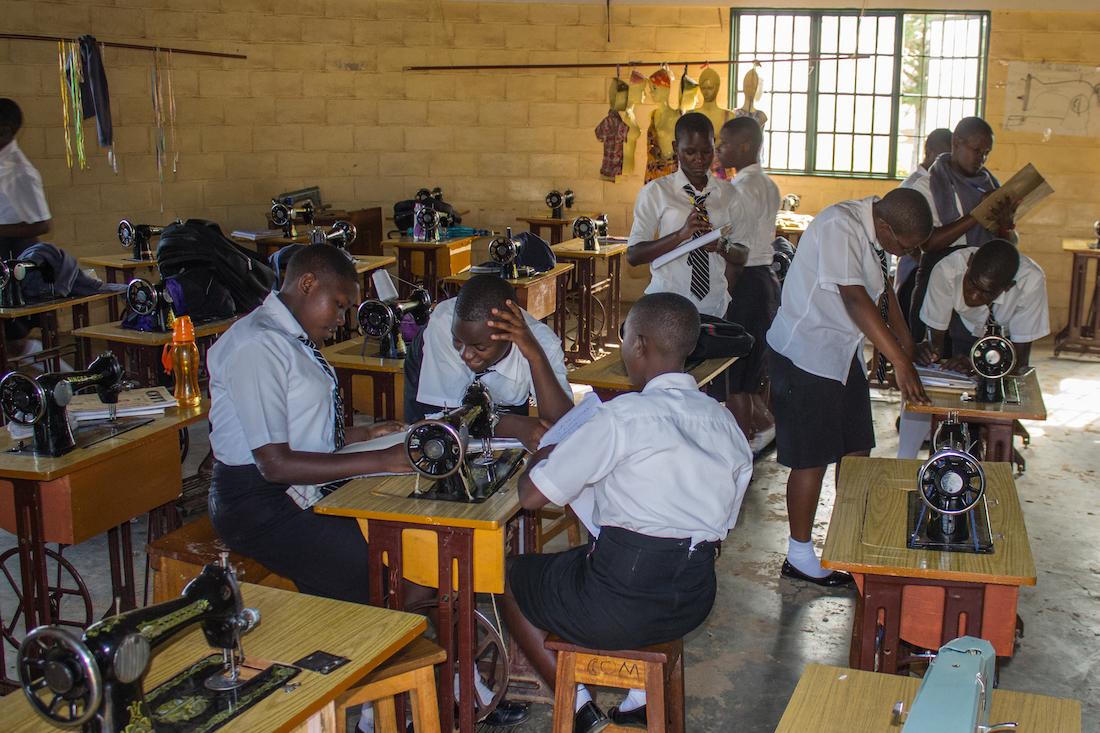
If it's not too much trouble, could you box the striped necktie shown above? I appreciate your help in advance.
[298,336,345,451]
[874,245,891,382]
[985,306,998,331]
[682,184,711,301]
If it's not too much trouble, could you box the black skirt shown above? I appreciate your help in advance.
[722,264,781,394]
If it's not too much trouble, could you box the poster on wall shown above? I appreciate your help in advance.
[1003,61,1100,138]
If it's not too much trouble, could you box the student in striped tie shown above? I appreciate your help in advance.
[207,246,410,603]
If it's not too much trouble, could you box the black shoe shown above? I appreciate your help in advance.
[609,704,647,727]
[781,559,854,587]
[482,700,530,726]
[575,701,611,733]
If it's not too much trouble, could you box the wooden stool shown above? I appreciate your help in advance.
[335,636,445,733]
[545,636,685,733]
[534,506,584,552]
[145,516,296,603]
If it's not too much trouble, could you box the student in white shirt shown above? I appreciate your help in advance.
[766,189,933,586]
[500,293,752,732]
[207,246,410,603]
[0,99,51,259]
[714,116,781,449]
[896,128,952,324]
[403,274,572,448]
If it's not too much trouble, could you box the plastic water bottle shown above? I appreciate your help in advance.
[161,316,202,407]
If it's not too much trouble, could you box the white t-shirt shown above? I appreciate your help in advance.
[895,167,928,289]
[0,140,51,226]
[903,167,968,247]
[529,372,752,548]
[416,297,569,409]
[766,197,889,384]
[920,247,1050,343]
[208,292,340,466]
[723,163,781,268]
[627,168,735,317]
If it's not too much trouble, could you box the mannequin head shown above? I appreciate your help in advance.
[699,68,721,104]
[609,78,629,111]
[628,69,647,106]
[680,70,699,111]
[646,68,673,106]
[740,64,762,111]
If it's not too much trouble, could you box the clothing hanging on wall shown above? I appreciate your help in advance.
[595,109,630,179]
[77,35,115,170]
[644,118,679,183]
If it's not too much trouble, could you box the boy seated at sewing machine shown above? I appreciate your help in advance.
[403,273,572,448]
[498,293,753,732]
[207,245,410,603]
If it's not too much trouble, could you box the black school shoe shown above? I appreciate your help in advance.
[482,700,530,726]
[781,559,854,587]
[608,704,647,727]
[575,701,611,733]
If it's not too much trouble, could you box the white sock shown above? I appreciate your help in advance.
[453,665,495,707]
[618,688,647,712]
[356,703,374,733]
[787,537,830,578]
[574,684,592,712]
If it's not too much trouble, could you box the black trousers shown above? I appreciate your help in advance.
[208,462,371,604]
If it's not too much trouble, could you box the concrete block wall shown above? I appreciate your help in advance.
[1,2,1098,330]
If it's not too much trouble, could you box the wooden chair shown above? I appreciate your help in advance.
[545,635,685,733]
[534,505,584,553]
[335,636,445,733]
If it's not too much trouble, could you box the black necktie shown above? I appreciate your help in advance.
[986,306,998,331]
[298,336,345,451]
[682,184,711,301]
[874,245,891,383]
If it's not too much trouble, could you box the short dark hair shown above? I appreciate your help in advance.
[629,292,699,359]
[720,116,764,149]
[674,112,714,143]
[925,128,952,156]
[284,244,358,287]
[0,99,22,135]
[455,274,517,321]
[970,239,1020,288]
[954,116,993,141]
[877,188,934,239]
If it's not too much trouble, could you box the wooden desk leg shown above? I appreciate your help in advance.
[12,479,52,633]
[337,367,354,427]
[576,260,596,362]
[439,528,476,733]
[366,521,405,611]
[398,251,414,299]
[983,422,1014,463]
[607,253,623,347]
[72,302,92,366]
[42,310,60,373]
[553,272,568,344]
[373,372,396,422]
[424,252,439,301]
[106,522,138,613]
[941,584,984,645]
[105,267,122,320]
[851,575,903,673]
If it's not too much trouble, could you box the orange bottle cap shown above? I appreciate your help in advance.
[172,315,196,344]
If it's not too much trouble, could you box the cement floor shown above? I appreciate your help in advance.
[1,346,1097,732]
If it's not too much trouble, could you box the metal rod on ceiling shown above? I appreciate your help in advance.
[405,53,866,72]
[0,32,247,60]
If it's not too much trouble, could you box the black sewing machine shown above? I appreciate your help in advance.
[415,206,445,242]
[907,412,993,554]
[270,197,315,239]
[545,189,574,220]
[0,257,41,309]
[309,220,357,250]
[357,287,432,359]
[487,228,533,280]
[969,322,1017,404]
[117,219,167,261]
[573,216,599,252]
[593,213,609,238]
[404,382,525,503]
[0,352,126,457]
[17,557,296,733]
[125,278,175,333]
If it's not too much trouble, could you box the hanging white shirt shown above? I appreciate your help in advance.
[627,168,734,317]
[0,140,51,225]
[723,163,781,268]
[920,247,1050,343]
[528,372,752,548]
[767,197,889,384]
[416,297,569,409]
[208,292,339,467]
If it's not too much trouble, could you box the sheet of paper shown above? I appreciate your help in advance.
[651,224,732,270]
[69,386,177,422]
[536,392,604,538]
[969,163,1054,232]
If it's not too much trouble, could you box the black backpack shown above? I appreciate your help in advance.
[156,219,275,314]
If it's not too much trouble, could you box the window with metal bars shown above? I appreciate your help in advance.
[729,9,990,178]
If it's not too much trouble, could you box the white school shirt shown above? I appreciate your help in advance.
[529,372,752,548]
[766,197,889,384]
[920,248,1050,343]
[416,297,569,409]
[723,163,781,268]
[895,167,928,289]
[903,167,967,247]
[208,292,339,467]
[0,141,51,225]
[627,168,734,317]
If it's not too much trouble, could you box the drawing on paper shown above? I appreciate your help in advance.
[1003,61,1100,137]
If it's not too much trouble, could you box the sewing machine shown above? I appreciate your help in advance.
[415,206,443,242]
[892,636,1017,732]
[309,220,357,250]
[404,382,525,503]
[0,352,126,457]
[545,189,574,220]
[573,216,599,252]
[270,197,315,238]
[357,286,432,359]
[593,213,609,238]
[908,412,993,554]
[772,237,795,283]
[125,277,175,333]
[117,220,168,262]
[487,228,533,280]
[969,323,1018,404]
[15,557,295,733]
[0,257,41,308]
[781,193,801,212]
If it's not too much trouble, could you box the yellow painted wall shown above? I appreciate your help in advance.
[1,2,1097,331]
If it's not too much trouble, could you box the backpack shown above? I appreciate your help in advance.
[156,219,275,314]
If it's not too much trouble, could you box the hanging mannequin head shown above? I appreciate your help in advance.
[699,68,721,104]
[645,68,673,106]
[739,63,764,112]
[628,69,647,106]
[609,78,629,112]
[679,66,700,112]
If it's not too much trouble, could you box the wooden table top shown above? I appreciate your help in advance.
[0,401,207,482]
[315,467,523,531]
[0,583,427,733]
[552,237,629,259]
[0,290,123,320]
[72,316,240,346]
[320,335,405,374]
[393,235,476,250]
[1062,237,1100,253]
[443,261,573,287]
[517,214,600,226]
[354,255,396,274]
[231,233,308,246]
[78,253,158,270]
[776,663,1081,733]
[821,457,1036,586]
[903,368,1047,421]
[567,351,737,392]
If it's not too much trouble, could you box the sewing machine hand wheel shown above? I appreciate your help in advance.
[18,625,103,727]
[415,188,432,204]
[416,207,438,229]
[117,219,136,248]
[357,300,396,340]
[406,420,466,478]
[126,278,159,316]
[917,449,985,515]
[545,190,563,210]
[487,236,518,265]
[270,202,292,227]
[0,261,9,290]
[971,335,1016,379]
[331,220,356,246]
[573,216,596,240]
[0,372,46,425]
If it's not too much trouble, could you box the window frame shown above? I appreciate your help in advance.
[728,8,991,180]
